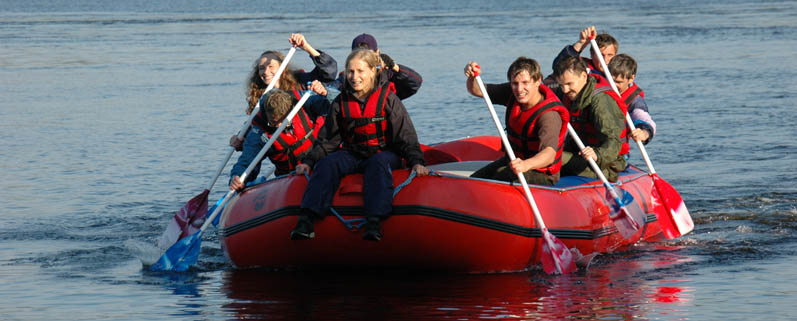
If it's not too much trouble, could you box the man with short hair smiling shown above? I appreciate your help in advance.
[464,57,569,186]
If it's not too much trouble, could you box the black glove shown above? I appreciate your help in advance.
[380,53,395,71]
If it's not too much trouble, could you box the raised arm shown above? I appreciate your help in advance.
[290,33,338,83]
[464,61,483,97]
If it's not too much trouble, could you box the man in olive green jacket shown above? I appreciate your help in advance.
[551,56,627,182]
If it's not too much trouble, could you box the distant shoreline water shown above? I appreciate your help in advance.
[2,1,796,319]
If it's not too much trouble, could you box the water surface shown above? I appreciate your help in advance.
[2,0,796,320]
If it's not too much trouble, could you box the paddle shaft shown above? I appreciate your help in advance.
[565,123,629,211]
[589,38,656,174]
[199,90,312,236]
[474,75,565,274]
[589,36,696,239]
[205,46,298,191]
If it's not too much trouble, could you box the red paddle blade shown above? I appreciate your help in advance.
[540,229,577,275]
[608,187,647,239]
[157,189,210,250]
[652,174,694,239]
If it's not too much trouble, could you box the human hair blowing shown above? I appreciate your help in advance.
[245,50,299,115]
[343,49,382,94]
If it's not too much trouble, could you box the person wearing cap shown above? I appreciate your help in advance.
[329,33,423,100]
[231,33,337,151]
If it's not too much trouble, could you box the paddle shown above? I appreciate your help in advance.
[473,69,576,275]
[150,89,312,272]
[566,123,646,239]
[156,46,298,250]
[588,36,694,238]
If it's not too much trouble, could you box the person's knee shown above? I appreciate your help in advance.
[366,152,400,170]
[316,151,354,173]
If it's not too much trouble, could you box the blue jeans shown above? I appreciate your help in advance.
[301,150,402,219]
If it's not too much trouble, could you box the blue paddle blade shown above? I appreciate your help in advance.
[608,188,634,212]
[606,186,647,239]
[149,231,202,272]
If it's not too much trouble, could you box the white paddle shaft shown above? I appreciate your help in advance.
[589,38,656,174]
[200,90,312,234]
[205,46,298,191]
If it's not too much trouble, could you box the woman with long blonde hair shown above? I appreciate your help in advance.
[291,49,429,242]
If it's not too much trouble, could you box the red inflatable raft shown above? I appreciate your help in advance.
[219,136,670,273]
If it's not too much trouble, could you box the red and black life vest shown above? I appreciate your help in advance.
[251,86,306,132]
[263,109,324,174]
[620,82,645,107]
[339,82,396,156]
[504,84,569,175]
[581,57,606,78]
[565,75,630,156]
[250,87,322,174]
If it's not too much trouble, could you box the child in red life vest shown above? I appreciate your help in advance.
[608,54,657,144]
[292,49,429,242]
[464,58,569,186]
[228,84,330,191]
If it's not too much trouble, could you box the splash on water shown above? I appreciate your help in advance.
[124,239,162,266]
[735,225,753,233]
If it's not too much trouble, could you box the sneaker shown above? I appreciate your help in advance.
[290,215,315,240]
[362,217,382,242]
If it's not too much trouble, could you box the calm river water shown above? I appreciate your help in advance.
[1,0,796,320]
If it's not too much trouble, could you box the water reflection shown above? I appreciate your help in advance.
[219,251,693,320]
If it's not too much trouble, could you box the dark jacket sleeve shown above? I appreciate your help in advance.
[296,50,338,84]
[230,126,266,184]
[389,64,423,100]
[304,94,331,120]
[552,44,581,71]
[385,93,426,167]
[302,97,344,168]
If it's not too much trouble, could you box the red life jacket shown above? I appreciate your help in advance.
[504,84,569,175]
[339,82,396,156]
[621,82,645,107]
[581,57,606,78]
[251,86,306,130]
[263,109,324,174]
[250,86,321,174]
[565,75,630,156]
